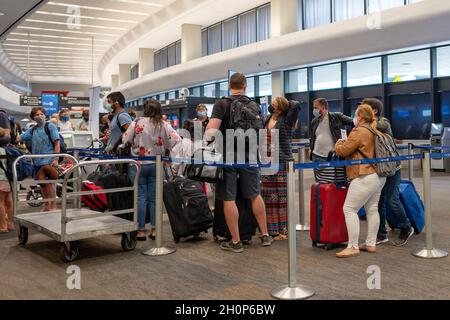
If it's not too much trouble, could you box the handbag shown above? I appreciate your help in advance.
[184,146,223,183]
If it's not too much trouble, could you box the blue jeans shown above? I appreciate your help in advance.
[129,164,156,231]
[378,170,412,236]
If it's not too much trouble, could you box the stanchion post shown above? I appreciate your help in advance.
[142,155,176,256]
[412,152,448,259]
[271,161,315,300]
[72,150,81,209]
[408,143,414,182]
[296,146,309,231]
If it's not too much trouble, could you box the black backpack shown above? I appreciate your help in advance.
[31,123,68,154]
[0,110,17,144]
[225,96,264,131]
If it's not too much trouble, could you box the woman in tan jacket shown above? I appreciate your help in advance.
[334,104,387,258]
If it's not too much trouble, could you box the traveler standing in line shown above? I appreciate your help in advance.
[206,73,273,253]
[77,109,90,131]
[194,104,210,134]
[261,98,300,240]
[105,92,132,154]
[334,104,387,258]
[310,98,353,182]
[122,99,181,241]
[0,128,13,233]
[58,109,74,132]
[0,108,12,145]
[17,107,61,212]
[363,98,415,246]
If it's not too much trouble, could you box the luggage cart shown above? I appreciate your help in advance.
[12,155,141,263]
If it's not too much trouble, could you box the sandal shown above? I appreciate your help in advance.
[148,229,156,241]
[273,234,288,241]
[359,244,377,253]
[336,247,360,258]
[0,229,8,234]
[137,232,147,241]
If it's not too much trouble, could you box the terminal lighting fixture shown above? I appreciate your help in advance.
[0,12,5,16]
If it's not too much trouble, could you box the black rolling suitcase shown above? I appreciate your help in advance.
[213,184,257,244]
[99,170,134,221]
[163,176,213,243]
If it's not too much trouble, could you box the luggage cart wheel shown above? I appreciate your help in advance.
[18,227,28,245]
[121,232,137,252]
[60,242,79,263]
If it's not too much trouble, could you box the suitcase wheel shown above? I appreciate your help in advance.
[312,242,318,248]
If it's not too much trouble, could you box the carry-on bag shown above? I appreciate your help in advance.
[310,183,349,250]
[213,183,257,243]
[386,180,425,234]
[100,170,134,221]
[163,176,213,243]
[81,181,108,212]
[184,146,223,183]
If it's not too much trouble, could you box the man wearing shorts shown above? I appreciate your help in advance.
[206,73,273,253]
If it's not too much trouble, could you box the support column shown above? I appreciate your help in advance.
[272,71,285,99]
[139,48,154,77]
[119,64,132,86]
[271,0,299,37]
[111,74,119,90]
[181,24,202,63]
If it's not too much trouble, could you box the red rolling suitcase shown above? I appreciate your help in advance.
[310,183,349,250]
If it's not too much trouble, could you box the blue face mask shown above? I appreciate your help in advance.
[60,115,69,122]
[197,111,207,118]
[313,109,321,119]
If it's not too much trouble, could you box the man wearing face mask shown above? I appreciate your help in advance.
[77,109,90,131]
[194,104,209,134]
[310,98,353,182]
[58,109,74,132]
[105,92,132,154]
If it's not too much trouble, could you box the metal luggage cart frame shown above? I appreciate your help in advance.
[12,154,141,262]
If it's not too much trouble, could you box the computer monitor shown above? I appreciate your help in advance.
[431,123,443,136]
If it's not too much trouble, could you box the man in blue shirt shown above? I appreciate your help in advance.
[104,92,132,154]
[17,107,61,212]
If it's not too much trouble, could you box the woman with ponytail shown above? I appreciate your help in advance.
[334,104,387,258]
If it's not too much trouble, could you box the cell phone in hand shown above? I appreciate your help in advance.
[341,129,348,141]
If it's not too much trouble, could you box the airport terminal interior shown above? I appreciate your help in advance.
[1,0,450,302]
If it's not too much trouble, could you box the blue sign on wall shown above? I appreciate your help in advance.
[41,94,59,117]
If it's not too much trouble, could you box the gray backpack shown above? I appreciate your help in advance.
[358,125,400,178]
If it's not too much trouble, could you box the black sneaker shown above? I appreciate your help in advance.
[220,241,244,253]
[260,235,273,247]
[376,235,389,245]
[393,227,415,247]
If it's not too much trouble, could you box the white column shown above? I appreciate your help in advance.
[111,74,119,90]
[139,48,154,76]
[271,71,285,99]
[181,24,202,63]
[119,64,132,86]
[271,0,298,37]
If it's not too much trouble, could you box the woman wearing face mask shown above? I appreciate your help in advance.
[194,104,209,134]
[334,104,387,258]
[17,107,61,212]
[58,109,74,132]
[260,97,300,240]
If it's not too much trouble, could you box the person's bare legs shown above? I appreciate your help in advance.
[5,192,14,231]
[223,200,240,243]
[41,184,56,211]
[0,192,8,232]
[251,195,269,236]
[48,184,57,211]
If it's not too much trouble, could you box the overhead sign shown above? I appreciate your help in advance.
[41,94,59,117]
[59,96,90,108]
[20,96,42,107]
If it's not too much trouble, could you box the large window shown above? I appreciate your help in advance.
[204,84,216,98]
[223,17,238,51]
[201,30,208,57]
[246,77,255,97]
[239,10,257,46]
[328,100,342,113]
[154,51,161,71]
[130,64,139,80]
[168,44,176,67]
[259,74,272,97]
[208,24,222,55]
[286,69,308,93]
[191,87,201,97]
[391,93,431,139]
[313,63,341,90]
[367,0,405,13]
[257,4,271,41]
[333,0,365,22]
[441,91,450,127]
[175,41,182,65]
[304,0,332,29]
[388,49,430,82]
[294,101,309,139]
[437,46,450,78]
[347,57,382,87]
[219,81,228,97]
[160,49,168,69]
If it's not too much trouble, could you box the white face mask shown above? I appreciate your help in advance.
[34,115,46,126]
[353,117,359,127]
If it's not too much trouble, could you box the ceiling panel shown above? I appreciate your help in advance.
[0,0,46,40]
[2,0,176,80]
